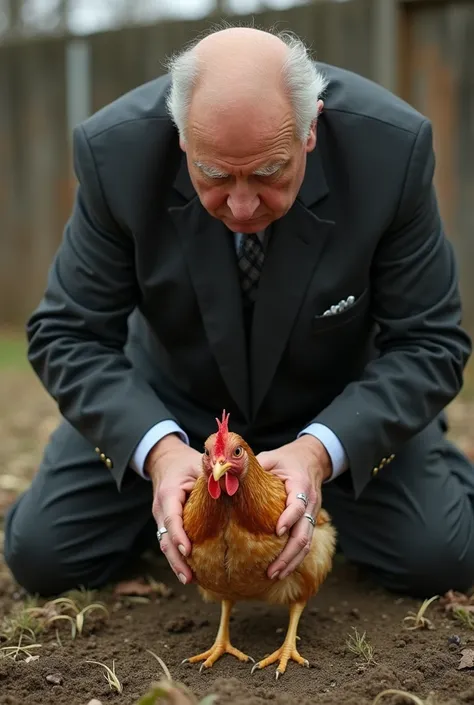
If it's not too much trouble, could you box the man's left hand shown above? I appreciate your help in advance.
[256,435,332,580]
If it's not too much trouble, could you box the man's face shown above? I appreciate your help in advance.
[181,100,320,233]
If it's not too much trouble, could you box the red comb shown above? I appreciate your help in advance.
[214,410,230,457]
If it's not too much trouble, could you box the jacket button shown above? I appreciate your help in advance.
[95,447,100,454]
[100,453,106,462]
[372,467,379,476]
[105,458,113,469]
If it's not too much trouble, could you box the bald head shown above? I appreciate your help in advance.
[165,25,328,143]
[195,27,289,90]
[188,29,293,147]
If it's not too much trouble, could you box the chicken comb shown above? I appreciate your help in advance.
[214,410,230,457]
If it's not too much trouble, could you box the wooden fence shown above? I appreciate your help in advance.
[0,0,473,337]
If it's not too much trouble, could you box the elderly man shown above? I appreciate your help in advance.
[4,26,474,598]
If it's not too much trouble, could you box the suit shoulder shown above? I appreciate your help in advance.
[317,62,427,135]
[78,73,173,141]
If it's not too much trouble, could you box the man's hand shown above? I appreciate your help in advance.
[145,434,202,585]
[257,435,332,581]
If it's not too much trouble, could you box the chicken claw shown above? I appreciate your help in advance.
[182,600,253,671]
[251,644,309,679]
[183,640,254,671]
[251,601,309,678]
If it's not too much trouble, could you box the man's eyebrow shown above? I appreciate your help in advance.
[193,159,287,178]
[253,161,286,176]
[193,161,229,178]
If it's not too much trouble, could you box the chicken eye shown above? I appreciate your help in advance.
[204,448,210,456]
[233,446,243,458]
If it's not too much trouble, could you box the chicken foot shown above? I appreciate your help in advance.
[251,601,309,679]
[182,599,254,671]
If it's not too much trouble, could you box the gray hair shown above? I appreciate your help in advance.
[164,25,328,143]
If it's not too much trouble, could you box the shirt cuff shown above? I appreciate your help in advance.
[298,422,349,482]
[130,420,190,479]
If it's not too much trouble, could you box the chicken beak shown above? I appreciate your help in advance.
[212,460,232,482]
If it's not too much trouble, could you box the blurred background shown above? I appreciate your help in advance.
[0,1,472,510]
[0,0,472,330]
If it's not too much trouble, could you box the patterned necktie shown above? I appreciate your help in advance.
[237,234,265,305]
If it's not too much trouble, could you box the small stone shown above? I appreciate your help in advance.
[309,607,319,616]
[381,614,388,620]
[396,640,406,648]
[328,606,336,614]
[350,608,360,619]
[46,673,63,685]
[448,635,461,646]
[87,700,103,705]
[165,617,195,633]
[180,595,188,603]
[276,627,284,634]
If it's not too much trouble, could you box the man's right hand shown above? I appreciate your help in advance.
[145,434,202,585]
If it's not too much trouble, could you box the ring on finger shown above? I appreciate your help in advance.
[157,526,168,542]
[304,512,316,527]
[296,492,308,507]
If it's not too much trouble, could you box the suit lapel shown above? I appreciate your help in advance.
[169,164,250,420]
[250,145,335,417]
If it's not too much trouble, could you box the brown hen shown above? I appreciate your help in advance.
[182,411,337,678]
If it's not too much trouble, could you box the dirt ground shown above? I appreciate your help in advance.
[1,354,474,705]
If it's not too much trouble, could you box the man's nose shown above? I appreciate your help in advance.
[227,188,260,221]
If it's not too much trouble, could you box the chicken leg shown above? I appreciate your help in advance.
[183,599,253,671]
[251,601,309,679]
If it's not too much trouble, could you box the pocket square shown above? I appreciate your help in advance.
[322,295,356,317]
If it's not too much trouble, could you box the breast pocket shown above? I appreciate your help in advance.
[311,287,370,334]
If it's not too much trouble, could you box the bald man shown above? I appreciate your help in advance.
[4,27,474,599]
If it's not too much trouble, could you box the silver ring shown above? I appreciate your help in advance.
[304,513,315,527]
[156,527,168,542]
[296,492,308,507]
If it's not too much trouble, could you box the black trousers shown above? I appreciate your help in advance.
[3,413,474,598]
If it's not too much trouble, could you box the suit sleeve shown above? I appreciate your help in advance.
[313,118,472,498]
[26,124,181,490]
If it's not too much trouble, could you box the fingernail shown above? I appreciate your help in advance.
[178,573,187,585]
[270,571,280,580]
[178,544,187,556]
[278,526,287,537]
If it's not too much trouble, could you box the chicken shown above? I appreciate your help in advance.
[181,411,337,678]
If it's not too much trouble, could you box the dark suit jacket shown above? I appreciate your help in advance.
[26,62,472,498]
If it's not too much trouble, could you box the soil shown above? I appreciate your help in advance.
[2,558,474,705]
[1,357,474,705]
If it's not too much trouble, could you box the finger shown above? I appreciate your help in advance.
[156,507,193,585]
[275,488,312,536]
[255,451,277,472]
[157,530,193,585]
[268,509,315,580]
[159,492,192,556]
